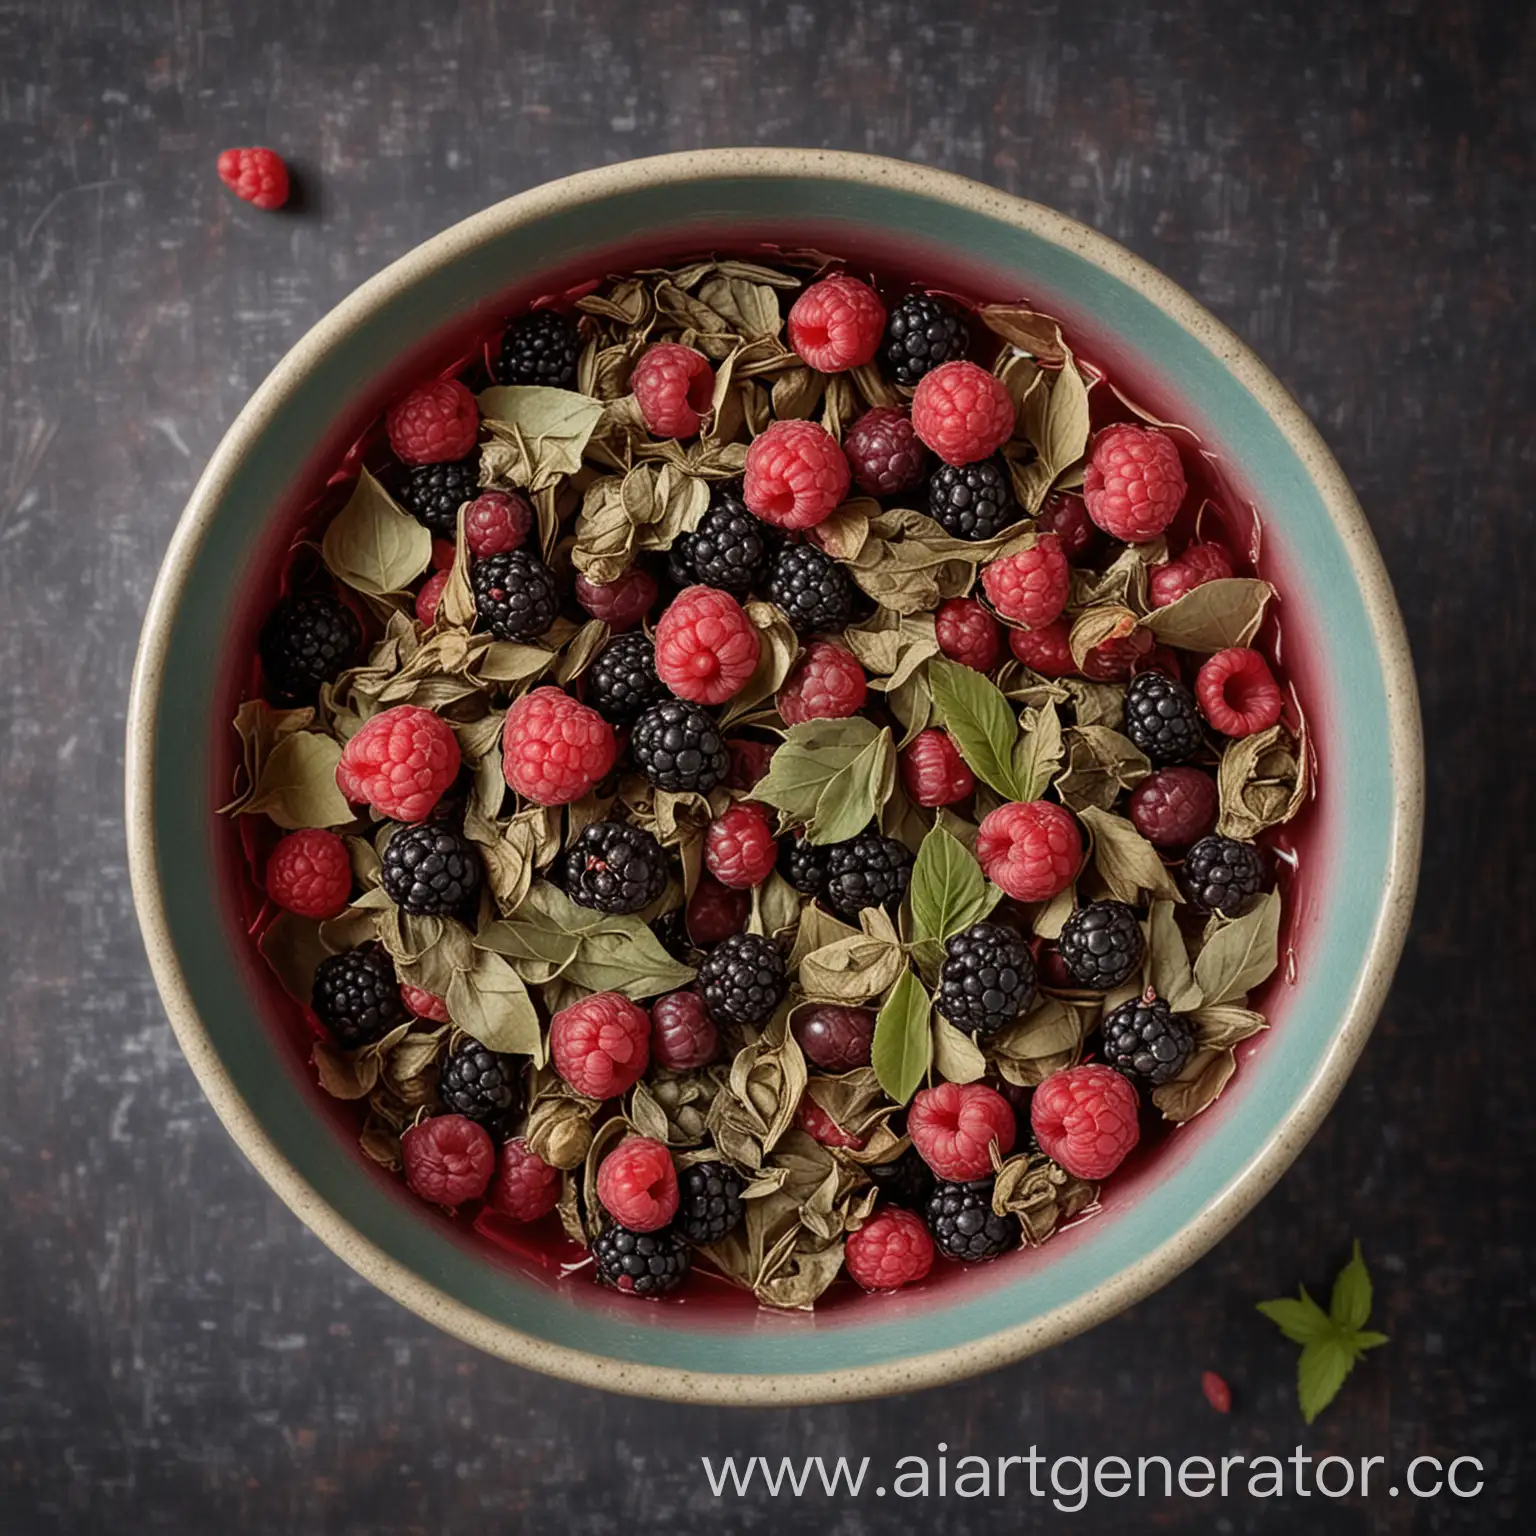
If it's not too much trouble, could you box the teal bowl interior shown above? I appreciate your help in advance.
[127,152,1420,1403]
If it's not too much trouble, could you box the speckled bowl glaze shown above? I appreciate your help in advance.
[127,149,1421,1404]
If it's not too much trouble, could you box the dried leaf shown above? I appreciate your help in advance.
[991,1150,1098,1244]
[1053,725,1152,813]
[1068,605,1139,669]
[977,305,1068,363]
[931,1014,988,1084]
[1079,805,1182,904]
[240,731,352,830]
[799,928,907,1004]
[1217,722,1309,840]
[444,947,543,1058]
[1187,1004,1268,1049]
[477,386,605,490]
[321,470,433,597]
[719,601,799,725]
[1141,578,1275,652]
[1152,1047,1238,1123]
[1147,900,1203,1012]
[257,912,331,1005]
[1192,890,1281,1005]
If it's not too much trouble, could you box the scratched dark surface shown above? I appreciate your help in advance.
[1,0,1532,1531]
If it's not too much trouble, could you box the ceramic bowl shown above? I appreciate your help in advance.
[127,149,1421,1404]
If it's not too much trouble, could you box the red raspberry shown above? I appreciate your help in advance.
[400,982,452,1023]
[464,490,533,559]
[573,565,658,630]
[845,1207,935,1291]
[981,534,1069,629]
[777,642,867,725]
[842,407,927,497]
[216,146,289,210]
[549,992,650,1099]
[1151,542,1234,608]
[265,828,352,919]
[1128,767,1219,849]
[743,419,850,530]
[501,687,616,806]
[725,737,774,790]
[935,596,1001,672]
[654,586,761,705]
[1031,1063,1141,1180]
[975,800,1082,902]
[900,730,974,808]
[911,360,1016,466]
[401,1115,495,1206]
[908,1081,1016,1180]
[1143,644,1183,681]
[1197,648,1285,737]
[686,875,749,945]
[415,569,450,627]
[798,1096,867,1150]
[386,379,480,465]
[1083,424,1187,543]
[431,538,457,571]
[788,274,887,373]
[792,1004,876,1071]
[1009,619,1076,677]
[596,1136,679,1231]
[1036,491,1098,559]
[704,804,778,889]
[631,342,715,440]
[1082,626,1155,682]
[486,1138,561,1223]
[650,991,719,1071]
[336,705,461,823]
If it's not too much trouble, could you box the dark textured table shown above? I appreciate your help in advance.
[2,1,1531,1531]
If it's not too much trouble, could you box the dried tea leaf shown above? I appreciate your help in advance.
[1035,356,1091,480]
[582,1115,635,1234]
[1141,578,1275,652]
[749,871,802,942]
[1053,724,1152,814]
[1063,679,1125,730]
[927,656,1027,800]
[697,276,782,339]
[1192,890,1281,1005]
[810,498,875,562]
[908,822,999,949]
[1012,700,1065,801]
[1068,605,1139,669]
[1217,721,1310,840]
[222,700,316,812]
[719,601,799,724]
[477,386,605,490]
[241,731,352,830]
[798,928,907,1004]
[771,366,827,422]
[789,903,859,971]
[989,995,1091,1086]
[554,618,610,684]
[1079,805,1183,904]
[257,912,331,1005]
[444,947,543,1059]
[1187,1004,1268,1049]
[754,1239,846,1312]
[569,474,634,583]
[321,470,433,598]
[312,1039,379,1100]
[977,305,1068,363]
[991,1150,1098,1244]
[1147,900,1203,1012]
[871,969,932,1104]
[931,1013,988,1084]
[1152,1047,1238,1123]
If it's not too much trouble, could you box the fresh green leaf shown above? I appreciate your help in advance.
[811,726,895,845]
[754,717,893,846]
[1256,1290,1334,1346]
[927,656,1025,799]
[1329,1241,1374,1333]
[321,469,433,597]
[908,823,999,947]
[1012,700,1064,801]
[871,969,932,1104]
[1298,1338,1355,1425]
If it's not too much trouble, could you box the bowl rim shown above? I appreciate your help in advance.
[126,146,1423,1405]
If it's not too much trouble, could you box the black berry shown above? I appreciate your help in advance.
[937,922,1037,1036]
[1101,993,1194,1086]
[380,824,482,916]
[927,458,1017,541]
[471,549,559,640]
[867,1146,935,1211]
[630,699,729,793]
[881,295,969,386]
[593,1223,691,1297]
[1182,835,1266,916]
[400,457,480,539]
[311,942,407,1050]
[675,1160,745,1245]
[926,1178,1019,1262]
[494,310,581,388]
[1123,672,1204,765]
[438,1042,522,1127]
[1057,901,1145,990]
[676,482,776,596]
[767,543,854,635]
[696,932,787,1026]
[778,835,829,899]
[586,631,665,725]
[824,833,914,918]
[259,595,361,704]
[561,820,668,914]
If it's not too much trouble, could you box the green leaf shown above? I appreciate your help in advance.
[1352,1331,1390,1352]
[811,726,895,845]
[1193,890,1282,1005]
[909,823,999,948]
[1297,1337,1356,1425]
[1329,1241,1374,1333]
[1012,701,1064,801]
[927,656,1025,800]
[1256,1290,1334,1346]
[1146,900,1202,1012]
[240,731,353,830]
[871,969,932,1104]
[755,717,881,822]
[321,469,433,597]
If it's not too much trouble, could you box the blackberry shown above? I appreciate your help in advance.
[1101,993,1194,1086]
[592,1223,691,1297]
[1123,672,1204,765]
[867,1146,935,1211]
[1182,835,1266,916]
[824,833,914,918]
[259,594,361,704]
[493,309,581,389]
[400,456,480,538]
[438,1042,522,1128]
[1058,901,1145,990]
[778,835,829,899]
[311,942,407,1050]
[586,631,664,725]
[381,824,483,916]
[471,549,559,640]
[937,922,1037,1036]
[562,820,668,914]
[767,543,853,635]
[927,458,1017,541]
[881,294,969,386]
[675,1160,745,1245]
[630,699,729,793]
[926,1178,1019,1263]
[696,932,787,1026]
[665,540,697,591]
[677,482,775,596]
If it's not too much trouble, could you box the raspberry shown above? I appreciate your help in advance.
[265,829,352,919]
[928,458,1017,540]
[1182,834,1267,915]
[1036,491,1098,559]
[696,932,787,1026]
[881,295,969,386]
[845,1207,935,1291]
[562,820,669,913]
[597,1136,680,1232]
[867,1146,935,1211]
[1151,542,1234,607]
[401,457,480,539]
[464,490,534,559]
[216,146,289,210]
[654,586,761,705]
[336,705,461,823]
[400,982,451,1023]
[843,407,927,497]
[686,875,750,945]
[415,569,450,628]
[798,1096,867,1150]
[935,596,1001,672]
[432,539,457,571]
[725,737,774,790]
[260,594,362,704]
[486,1139,561,1223]
[778,834,828,898]
[677,483,777,596]
[975,801,1081,902]
[1058,901,1145,990]
[792,1004,876,1071]
[981,535,1070,629]
[471,549,560,640]
[1009,619,1076,677]
[1127,767,1219,849]
[311,943,406,1048]
[630,699,729,793]
[386,379,480,465]
[743,419,850,530]
[1123,672,1204,764]
[439,1042,522,1127]
[900,730,974,807]
[632,342,715,439]
[788,273,886,372]
[926,1178,1018,1262]
[1030,1063,1141,1180]
[1082,626,1155,682]
[911,361,1015,466]
[501,687,616,806]
[494,310,580,388]
[675,1160,745,1245]
[1196,648,1285,737]
[549,992,650,1099]
[574,565,658,630]
[1102,992,1195,1086]
[650,991,719,1071]
[766,543,854,635]
[908,1081,1016,1181]
[381,824,482,915]
[1083,424,1186,543]
[777,642,867,725]
[825,833,914,917]
[704,804,778,889]
[584,631,664,725]
[593,1223,691,1296]
[401,1115,496,1206]
[937,921,1037,1036]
